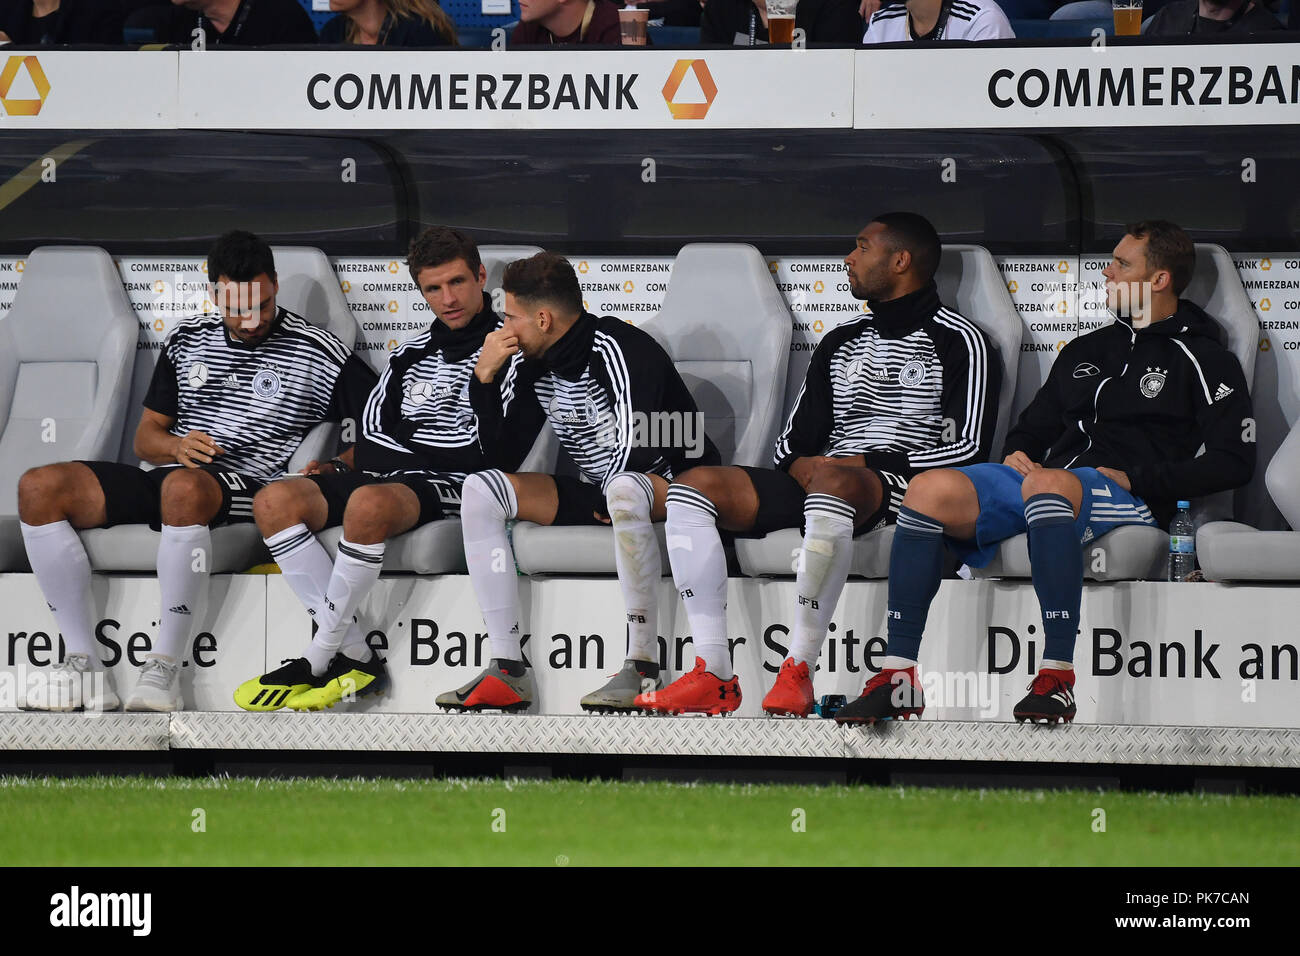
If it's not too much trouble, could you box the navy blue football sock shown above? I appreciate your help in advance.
[1025,492,1083,663]
[886,506,946,662]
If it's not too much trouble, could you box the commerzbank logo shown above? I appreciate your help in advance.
[0,56,51,117]
[662,60,717,121]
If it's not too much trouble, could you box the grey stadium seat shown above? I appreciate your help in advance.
[0,247,137,572]
[510,243,793,575]
[331,244,546,575]
[1197,418,1300,581]
[736,244,1021,578]
[974,243,1258,581]
[80,247,362,572]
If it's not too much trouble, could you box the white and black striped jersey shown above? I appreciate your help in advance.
[774,284,999,478]
[144,307,377,481]
[471,312,720,490]
[356,297,504,488]
[863,0,1015,42]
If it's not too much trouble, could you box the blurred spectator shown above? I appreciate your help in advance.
[863,0,1014,40]
[162,0,318,45]
[320,0,458,44]
[1145,0,1283,34]
[0,0,124,44]
[511,0,622,43]
[701,0,862,43]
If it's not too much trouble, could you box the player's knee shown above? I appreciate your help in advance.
[804,461,859,501]
[252,480,304,531]
[160,469,220,524]
[673,466,724,507]
[341,485,395,540]
[1021,468,1076,502]
[462,471,511,522]
[16,465,66,523]
[605,472,651,525]
[902,468,958,514]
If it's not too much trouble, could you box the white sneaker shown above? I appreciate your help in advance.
[125,656,184,712]
[20,654,120,712]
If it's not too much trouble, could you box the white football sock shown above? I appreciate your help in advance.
[265,523,367,665]
[789,494,855,668]
[665,484,731,679]
[461,471,523,662]
[155,523,211,661]
[20,520,99,662]
[606,472,660,663]
[1041,658,1074,672]
[307,538,385,674]
[883,655,918,670]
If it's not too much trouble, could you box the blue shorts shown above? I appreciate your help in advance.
[949,464,1157,568]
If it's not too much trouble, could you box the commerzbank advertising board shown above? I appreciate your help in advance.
[179,50,853,129]
[856,42,1300,129]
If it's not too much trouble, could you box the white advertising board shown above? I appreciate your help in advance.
[0,51,177,129]
[856,43,1300,130]
[179,50,854,130]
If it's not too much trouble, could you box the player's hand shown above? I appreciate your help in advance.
[476,329,520,384]
[789,455,831,491]
[1002,451,1041,477]
[175,430,223,468]
[858,0,880,19]
[1096,467,1131,492]
[298,460,334,476]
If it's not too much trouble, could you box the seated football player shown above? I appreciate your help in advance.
[437,251,720,713]
[645,212,999,716]
[838,220,1254,726]
[235,226,514,711]
[18,230,375,712]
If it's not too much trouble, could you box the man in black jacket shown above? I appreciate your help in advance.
[437,252,721,714]
[235,227,507,712]
[164,0,318,46]
[839,220,1255,727]
[646,213,999,716]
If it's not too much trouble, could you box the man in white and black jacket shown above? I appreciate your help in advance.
[438,251,721,714]
[236,227,516,713]
[643,213,1001,717]
[842,220,1255,727]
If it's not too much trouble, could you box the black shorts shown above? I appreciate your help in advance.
[306,470,457,529]
[738,465,909,537]
[78,461,266,530]
[552,474,610,527]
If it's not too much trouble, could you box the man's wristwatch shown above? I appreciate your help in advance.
[328,457,350,473]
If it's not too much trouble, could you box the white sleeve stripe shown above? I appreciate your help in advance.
[935,309,987,444]
[498,351,527,415]
[773,379,809,465]
[920,309,989,466]
[594,332,634,476]
[361,359,408,453]
[1172,339,1213,405]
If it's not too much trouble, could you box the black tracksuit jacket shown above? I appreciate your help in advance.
[1003,300,1255,526]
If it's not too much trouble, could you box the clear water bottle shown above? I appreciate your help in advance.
[1169,500,1196,582]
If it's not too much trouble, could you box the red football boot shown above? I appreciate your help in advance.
[762,659,815,717]
[634,657,741,715]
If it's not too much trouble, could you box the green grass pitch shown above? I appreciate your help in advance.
[1,776,1297,866]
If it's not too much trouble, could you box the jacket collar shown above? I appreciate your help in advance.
[542,311,598,380]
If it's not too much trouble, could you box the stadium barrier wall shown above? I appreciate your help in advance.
[0,573,1295,726]
[1,45,1298,131]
